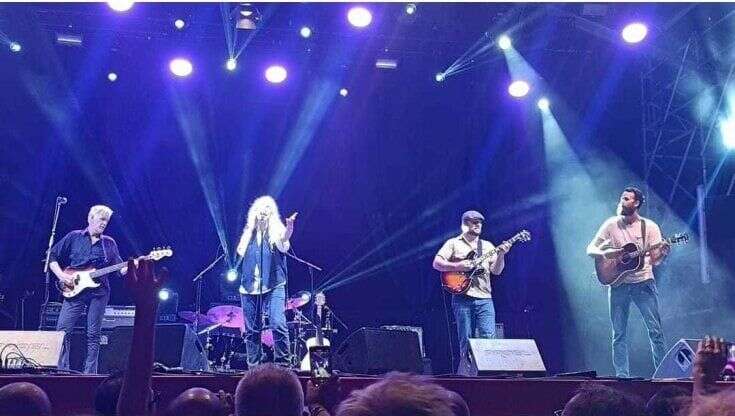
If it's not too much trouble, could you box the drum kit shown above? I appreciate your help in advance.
[178,290,332,371]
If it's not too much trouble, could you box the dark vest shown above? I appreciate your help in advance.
[240,232,287,293]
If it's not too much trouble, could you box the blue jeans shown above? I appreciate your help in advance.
[609,279,666,377]
[56,287,109,374]
[452,294,496,376]
[241,285,290,367]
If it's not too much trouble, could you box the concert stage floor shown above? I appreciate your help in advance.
[0,373,722,416]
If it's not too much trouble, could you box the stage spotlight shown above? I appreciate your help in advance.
[721,118,735,150]
[497,35,512,50]
[537,97,550,111]
[107,72,118,82]
[169,58,193,77]
[405,3,416,15]
[226,58,237,71]
[375,58,398,70]
[265,65,287,83]
[235,3,261,30]
[174,19,185,30]
[621,22,648,44]
[348,6,372,28]
[158,289,171,301]
[226,269,238,282]
[435,72,445,82]
[300,26,312,38]
[9,42,21,53]
[508,80,530,98]
[339,88,348,97]
[107,0,134,12]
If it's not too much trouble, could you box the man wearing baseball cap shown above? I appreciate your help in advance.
[433,210,512,376]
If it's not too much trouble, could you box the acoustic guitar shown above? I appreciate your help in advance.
[594,233,688,286]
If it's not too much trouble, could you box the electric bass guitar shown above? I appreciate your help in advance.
[440,230,531,295]
[57,247,173,299]
[594,233,688,286]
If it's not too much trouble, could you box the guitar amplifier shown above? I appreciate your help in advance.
[381,325,426,357]
[102,305,135,328]
[40,302,86,330]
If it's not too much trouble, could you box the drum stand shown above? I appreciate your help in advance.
[289,308,314,368]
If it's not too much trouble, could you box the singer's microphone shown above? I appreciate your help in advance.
[56,196,68,204]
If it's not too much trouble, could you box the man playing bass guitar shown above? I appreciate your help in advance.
[48,205,126,374]
[586,186,670,378]
[432,210,512,376]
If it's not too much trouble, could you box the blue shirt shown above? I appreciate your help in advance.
[49,229,123,292]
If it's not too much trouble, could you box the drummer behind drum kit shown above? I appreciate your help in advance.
[177,291,334,371]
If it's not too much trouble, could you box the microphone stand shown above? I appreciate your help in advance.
[39,197,65,329]
[192,251,225,328]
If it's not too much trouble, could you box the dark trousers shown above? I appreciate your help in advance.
[241,285,290,367]
[56,287,109,374]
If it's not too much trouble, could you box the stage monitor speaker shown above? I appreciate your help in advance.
[469,338,546,377]
[0,331,63,368]
[70,324,209,373]
[334,327,423,375]
[652,339,699,379]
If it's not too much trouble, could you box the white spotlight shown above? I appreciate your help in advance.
[158,289,170,301]
[107,72,118,82]
[107,0,134,12]
[265,65,287,83]
[621,22,648,44]
[174,19,186,30]
[405,3,416,15]
[347,6,372,28]
[300,26,312,38]
[226,269,238,282]
[9,42,21,53]
[339,88,348,97]
[537,97,550,111]
[721,118,735,150]
[169,58,193,77]
[226,58,237,71]
[508,80,530,98]
[497,35,512,50]
[435,72,445,82]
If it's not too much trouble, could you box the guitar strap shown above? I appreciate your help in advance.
[641,219,646,252]
[478,238,483,257]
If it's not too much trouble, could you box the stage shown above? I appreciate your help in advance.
[0,373,724,416]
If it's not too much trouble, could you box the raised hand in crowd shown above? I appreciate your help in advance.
[692,335,728,399]
[306,376,342,416]
[117,258,169,416]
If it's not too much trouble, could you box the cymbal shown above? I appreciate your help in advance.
[206,305,244,329]
[286,291,311,310]
[178,311,213,325]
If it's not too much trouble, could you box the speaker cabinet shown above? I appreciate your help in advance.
[652,339,699,379]
[70,324,209,373]
[469,338,546,377]
[334,327,423,375]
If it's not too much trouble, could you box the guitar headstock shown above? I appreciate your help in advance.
[667,233,689,246]
[514,229,532,243]
[147,246,174,261]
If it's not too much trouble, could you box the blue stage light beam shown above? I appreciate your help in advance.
[169,87,232,265]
